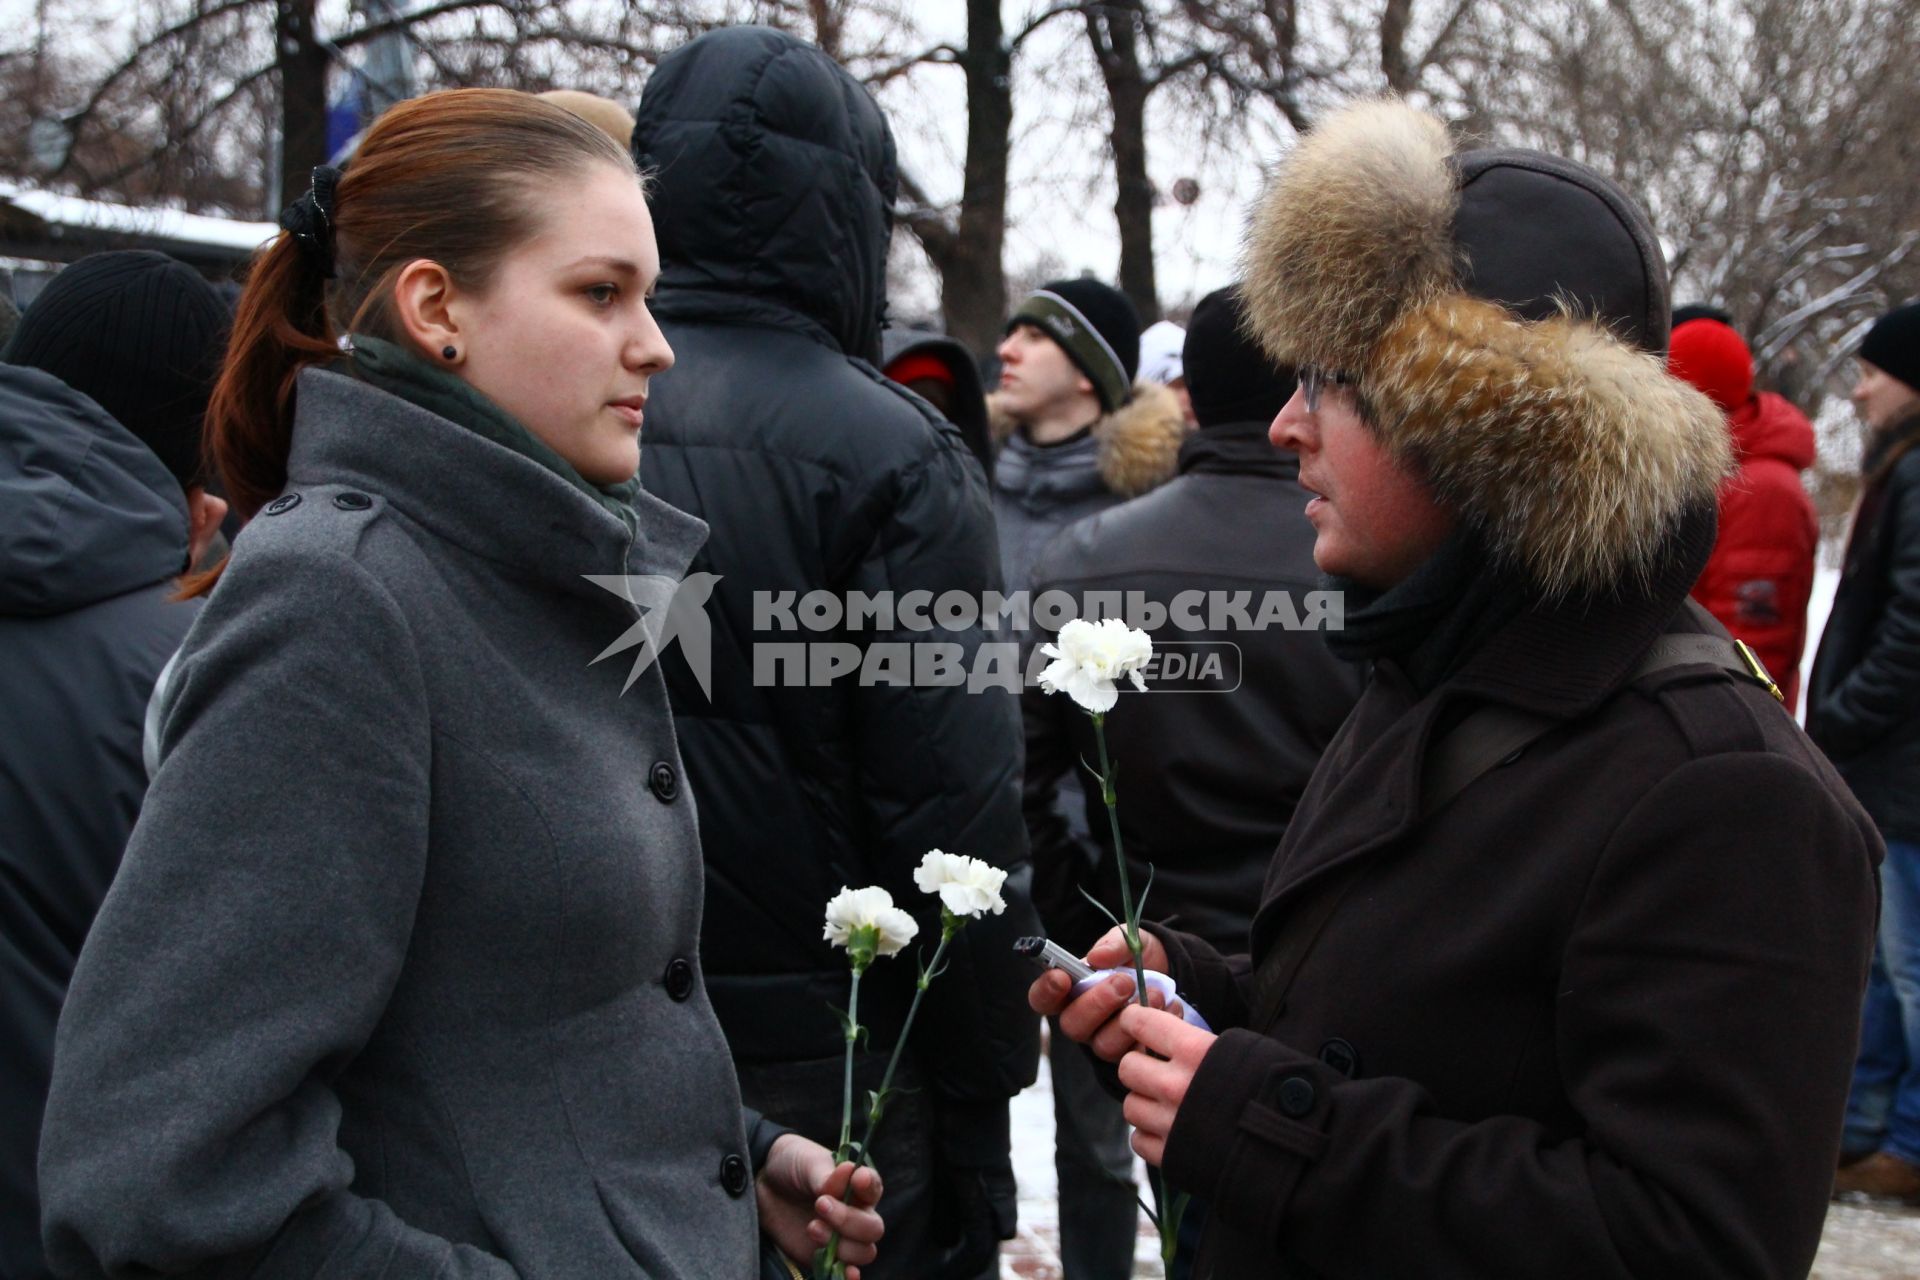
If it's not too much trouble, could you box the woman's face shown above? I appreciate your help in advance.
[451,163,673,486]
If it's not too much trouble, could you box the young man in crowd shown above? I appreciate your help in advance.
[991,278,1186,596]
[1037,100,1879,1279]
[0,249,229,1280]
[1814,300,1920,1201]
[632,27,1039,1278]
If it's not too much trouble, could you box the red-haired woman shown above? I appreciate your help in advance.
[36,89,882,1279]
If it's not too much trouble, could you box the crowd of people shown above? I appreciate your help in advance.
[1,21,1916,1280]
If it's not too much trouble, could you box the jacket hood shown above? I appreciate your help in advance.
[1733,391,1816,471]
[634,26,897,361]
[1242,99,1731,597]
[881,327,992,471]
[989,379,1189,498]
[0,363,188,616]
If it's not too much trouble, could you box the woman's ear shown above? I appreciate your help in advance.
[390,259,463,364]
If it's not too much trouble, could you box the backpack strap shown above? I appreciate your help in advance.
[1420,601,1780,823]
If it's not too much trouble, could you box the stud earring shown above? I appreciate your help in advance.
[441,345,457,361]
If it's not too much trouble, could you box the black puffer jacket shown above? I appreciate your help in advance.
[635,26,1039,1113]
[1809,406,1920,843]
[1024,424,1364,954]
[0,364,197,1280]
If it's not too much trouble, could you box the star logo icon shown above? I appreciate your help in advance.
[583,571,724,699]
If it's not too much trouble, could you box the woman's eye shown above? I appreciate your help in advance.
[586,283,618,306]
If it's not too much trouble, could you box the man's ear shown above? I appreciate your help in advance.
[390,259,464,363]
[186,487,229,570]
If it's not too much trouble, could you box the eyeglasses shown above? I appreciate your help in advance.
[1300,366,1357,412]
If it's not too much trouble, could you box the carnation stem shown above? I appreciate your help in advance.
[836,964,863,1164]
[820,920,959,1277]
[1091,710,1188,1270]
[1091,713,1149,1010]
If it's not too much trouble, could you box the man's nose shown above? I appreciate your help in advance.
[1270,386,1311,450]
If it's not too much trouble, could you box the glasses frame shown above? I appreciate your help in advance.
[1301,365,1357,412]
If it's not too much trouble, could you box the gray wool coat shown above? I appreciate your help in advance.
[36,369,761,1278]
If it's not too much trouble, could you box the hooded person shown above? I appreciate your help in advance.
[1020,285,1365,1277]
[989,278,1188,596]
[1810,299,1920,1200]
[1033,99,1879,1280]
[1667,316,1819,710]
[0,249,229,1280]
[632,27,1041,1278]
[881,325,993,475]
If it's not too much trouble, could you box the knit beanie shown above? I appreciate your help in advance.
[1860,300,1920,394]
[1667,318,1754,414]
[1182,284,1298,429]
[1007,278,1140,413]
[7,251,230,492]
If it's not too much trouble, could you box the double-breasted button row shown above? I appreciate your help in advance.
[648,761,678,803]
[264,493,302,515]
[663,956,695,1002]
[720,1152,751,1197]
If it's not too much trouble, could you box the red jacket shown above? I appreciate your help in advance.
[1690,391,1818,710]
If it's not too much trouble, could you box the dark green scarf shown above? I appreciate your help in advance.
[347,333,639,540]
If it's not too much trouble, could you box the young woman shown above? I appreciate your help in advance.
[35,89,882,1278]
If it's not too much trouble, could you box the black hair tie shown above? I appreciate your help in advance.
[278,165,342,279]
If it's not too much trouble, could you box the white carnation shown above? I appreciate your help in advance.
[1038,617,1154,713]
[822,885,919,957]
[914,849,1009,919]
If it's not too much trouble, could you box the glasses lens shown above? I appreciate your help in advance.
[1303,366,1324,411]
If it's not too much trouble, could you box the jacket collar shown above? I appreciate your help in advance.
[990,379,1190,499]
[1177,421,1299,480]
[286,368,707,595]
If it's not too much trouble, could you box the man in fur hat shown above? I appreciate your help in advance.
[1034,100,1879,1278]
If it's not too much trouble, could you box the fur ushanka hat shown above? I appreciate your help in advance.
[1243,100,1731,597]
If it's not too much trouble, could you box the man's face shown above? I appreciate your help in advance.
[1270,381,1454,588]
[995,323,1092,421]
[1852,360,1920,433]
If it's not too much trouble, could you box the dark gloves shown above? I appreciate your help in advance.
[928,1098,1018,1279]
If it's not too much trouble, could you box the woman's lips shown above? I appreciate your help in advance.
[608,399,646,428]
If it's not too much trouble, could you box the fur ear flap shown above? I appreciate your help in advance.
[1370,297,1733,596]
[1241,100,1459,374]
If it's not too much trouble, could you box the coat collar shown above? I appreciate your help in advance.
[990,378,1190,499]
[286,368,708,595]
[1177,421,1300,480]
[1256,503,1716,913]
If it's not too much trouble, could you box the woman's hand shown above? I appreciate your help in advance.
[1027,926,1176,1063]
[1116,1002,1217,1166]
[756,1133,885,1278]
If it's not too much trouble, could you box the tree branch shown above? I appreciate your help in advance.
[1011,1,1098,50]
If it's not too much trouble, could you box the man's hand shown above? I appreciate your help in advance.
[1116,1002,1217,1166]
[756,1133,885,1278]
[1027,926,1176,1063]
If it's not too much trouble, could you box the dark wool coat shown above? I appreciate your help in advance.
[0,364,197,1280]
[1808,406,1920,843]
[1023,424,1364,955]
[1153,544,1881,1279]
[633,26,1040,1230]
[37,371,762,1278]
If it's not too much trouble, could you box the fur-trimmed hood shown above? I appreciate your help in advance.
[988,379,1189,498]
[1243,99,1732,597]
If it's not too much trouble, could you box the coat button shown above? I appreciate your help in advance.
[1318,1038,1360,1079]
[333,491,372,510]
[1278,1075,1317,1118]
[264,493,301,515]
[664,956,695,1002]
[648,761,678,802]
[720,1152,751,1197]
